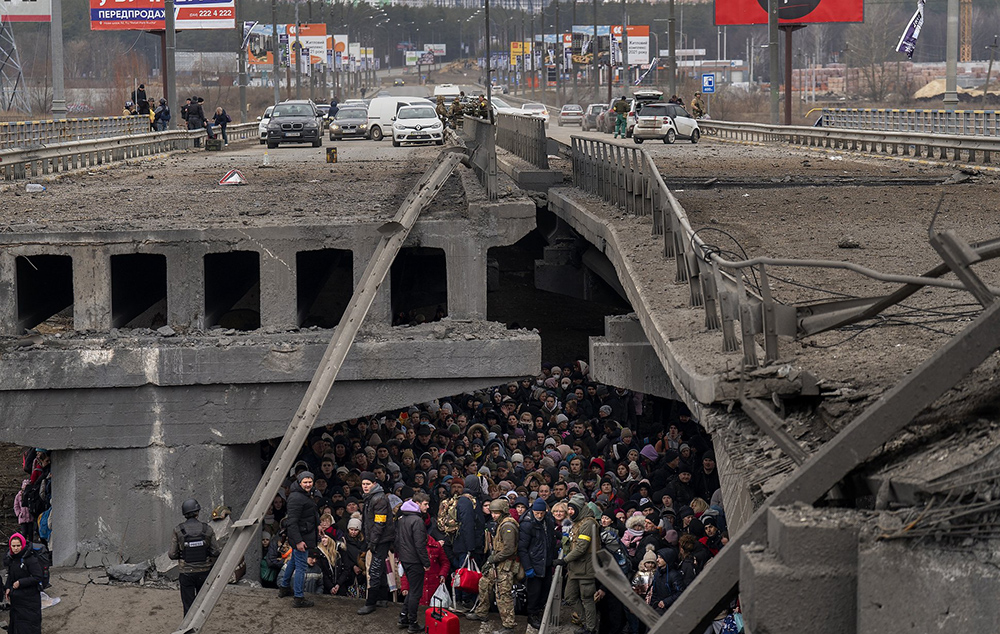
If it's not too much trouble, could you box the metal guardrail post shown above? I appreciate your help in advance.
[737,272,759,368]
[715,261,740,352]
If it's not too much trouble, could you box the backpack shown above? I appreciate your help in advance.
[225,113,232,123]
[22,475,49,517]
[32,546,51,589]
[162,106,171,122]
[601,529,632,578]
[180,522,209,564]
[437,495,461,535]
[21,448,36,474]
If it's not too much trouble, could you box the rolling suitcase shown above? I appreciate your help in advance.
[426,605,460,634]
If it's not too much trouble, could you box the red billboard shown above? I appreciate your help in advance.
[716,0,863,26]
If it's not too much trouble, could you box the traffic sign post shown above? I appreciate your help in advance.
[702,73,715,117]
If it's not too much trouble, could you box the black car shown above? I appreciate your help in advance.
[265,100,323,148]
[329,107,369,140]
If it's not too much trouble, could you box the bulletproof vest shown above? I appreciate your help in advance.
[180,522,209,564]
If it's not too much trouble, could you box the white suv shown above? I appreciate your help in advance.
[392,104,445,146]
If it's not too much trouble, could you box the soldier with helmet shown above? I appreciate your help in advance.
[168,498,221,616]
[466,497,519,630]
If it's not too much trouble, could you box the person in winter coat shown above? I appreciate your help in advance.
[420,532,451,606]
[4,533,42,634]
[518,497,556,629]
[212,107,231,145]
[332,517,365,595]
[153,98,171,131]
[650,547,683,614]
[553,496,599,634]
[358,471,395,615]
[395,492,431,632]
[452,474,485,608]
[467,498,519,630]
[186,96,206,146]
[278,471,320,608]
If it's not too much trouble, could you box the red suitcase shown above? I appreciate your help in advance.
[426,606,460,634]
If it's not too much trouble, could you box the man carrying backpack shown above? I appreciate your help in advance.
[168,498,221,616]
[518,497,556,629]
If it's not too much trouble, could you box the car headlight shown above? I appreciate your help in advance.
[331,124,341,131]
[359,124,367,129]
[430,122,443,130]
[394,123,406,130]
[305,123,318,129]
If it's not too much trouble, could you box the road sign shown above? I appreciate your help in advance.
[702,74,715,93]
[219,169,247,186]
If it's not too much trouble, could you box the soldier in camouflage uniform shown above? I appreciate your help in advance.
[553,495,599,634]
[467,498,519,630]
[436,96,449,127]
[449,97,464,129]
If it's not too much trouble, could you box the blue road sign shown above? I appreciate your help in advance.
[702,73,715,93]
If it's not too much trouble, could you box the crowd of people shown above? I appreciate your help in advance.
[122,83,230,146]
[258,361,741,633]
[5,449,53,634]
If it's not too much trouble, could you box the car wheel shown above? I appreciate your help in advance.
[370,126,383,141]
[691,129,700,144]
[313,138,322,147]
[266,141,277,149]
[259,139,265,145]
[392,139,401,147]
[665,129,676,144]
[329,133,334,141]
[435,139,444,146]
[634,138,644,144]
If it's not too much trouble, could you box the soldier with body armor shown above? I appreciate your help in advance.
[169,498,221,616]
[449,96,464,129]
[467,498,520,630]
[436,96,449,127]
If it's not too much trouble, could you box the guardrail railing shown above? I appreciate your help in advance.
[0,115,159,150]
[569,133,1000,366]
[459,115,499,200]
[701,120,1000,165]
[820,108,1000,137]
[497,112,548,169]
[0,122,257,181]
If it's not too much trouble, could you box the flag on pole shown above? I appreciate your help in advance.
[896,0,925,59]
[634,58,658,86]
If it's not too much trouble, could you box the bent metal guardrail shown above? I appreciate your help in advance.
[0,123,257,181]
[496,112,548,169]
[459,115,499,200]
[569,134,1000,367]
[820,108,1000,137]
[0,115,157,150]
[700,119,1000,165]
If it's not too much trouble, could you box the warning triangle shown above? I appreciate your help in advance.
[219,169,248,186]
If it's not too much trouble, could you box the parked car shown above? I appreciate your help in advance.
[257,105,273,144]
[391,104,445,146]
[265,100,323,148]
[557,104,584,126]
[521,102,550,126]
[367,95,434,141]
[661,102,701,143]
[329,107,369,140]
[626,89,664,137]
[582,103,606,131]
[631,103,679,144]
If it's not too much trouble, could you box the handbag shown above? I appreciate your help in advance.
[431,580,453,610]
[452,553,482,593]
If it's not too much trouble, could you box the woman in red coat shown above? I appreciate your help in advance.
[421,535,451,606]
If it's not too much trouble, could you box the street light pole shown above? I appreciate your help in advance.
[592,0,598,101]
[271,0,280,105]
[486,0,493,122]
[668,0,676,97]
[294,1,302,99]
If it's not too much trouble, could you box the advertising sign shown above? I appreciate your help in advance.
[571,25,610,65]
[246,22,277,65]
[334,34,349,65]
[715,0,863,25]
[423,43,447,56]
[90,0,235,31]
[288,23,327,67]
[405,50,421,66]
[610,25,649,65]
[1,0,52,23]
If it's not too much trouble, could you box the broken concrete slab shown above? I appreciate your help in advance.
[107,562,149,583]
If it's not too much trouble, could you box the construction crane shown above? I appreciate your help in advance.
[960,0,971,62]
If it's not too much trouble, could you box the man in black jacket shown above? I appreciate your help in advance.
[395,491,431,632]
[358,471,396,615]
[452,474,485,610]
[518,497,556,629]
[277,471,319,608]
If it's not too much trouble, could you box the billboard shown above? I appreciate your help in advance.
[424,43,446,56]
[611,25,649,65]
[715,0,863,25]
[288,23,327,67]
[90,0,235,31]
[246,22,277,66]
[1,0,51,23]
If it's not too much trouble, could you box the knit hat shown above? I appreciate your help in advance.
[359,471,377,483]
[511,453,524,464]
[664,529,679,545]
[543,437,557,448]
[641,544,658,567]
[532,498,548,511]
[297,470,315,483]
[348,517,362,531]
[599,405,612,416]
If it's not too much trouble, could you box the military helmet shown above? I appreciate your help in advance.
[489,498,509,514]
[181,498,201,518]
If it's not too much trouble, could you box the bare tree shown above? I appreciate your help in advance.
[845,4,900,102]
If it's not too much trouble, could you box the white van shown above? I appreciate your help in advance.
[366,96,434,141]
[433,84,462,100]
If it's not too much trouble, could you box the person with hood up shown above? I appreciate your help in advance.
[467,498,519,630]
[4,532,42,634]
[553,495,599,634]
[358,471,395,615]
[395,491,431,633]
[277,471,320,608]
[452,474,486,610]
[518,497,557,629]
